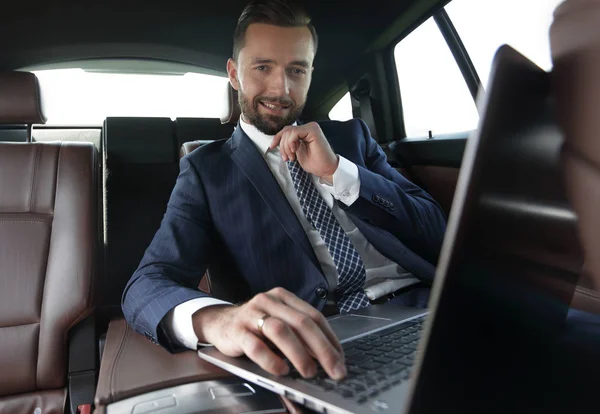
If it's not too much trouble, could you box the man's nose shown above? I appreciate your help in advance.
[269,68,290,96]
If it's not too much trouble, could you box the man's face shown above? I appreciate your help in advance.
[227,23,315,135]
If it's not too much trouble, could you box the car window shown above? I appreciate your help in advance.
[328,92,353,122]
[394,17,479,137]
[446,0,564,88]
[32,68,229,125]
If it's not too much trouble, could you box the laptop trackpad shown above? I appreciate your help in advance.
[327,314,393,342]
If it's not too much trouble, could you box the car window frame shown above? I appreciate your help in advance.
[386,6,482,140]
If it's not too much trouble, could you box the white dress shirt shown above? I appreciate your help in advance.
[163,119,419,349]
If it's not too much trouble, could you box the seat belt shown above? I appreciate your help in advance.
[351,78,378,139]
[68,315,97,414]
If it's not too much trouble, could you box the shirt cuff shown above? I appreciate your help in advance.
[319,155,361,205]
[162,297,232,350]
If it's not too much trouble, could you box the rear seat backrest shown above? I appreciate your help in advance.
[175,117,234,154]
[105,117,177,164]
[103,115,240,316]
[102,117,179,317]
[0,72,97,413]
[178,83,239,157]
[180,139,216,158]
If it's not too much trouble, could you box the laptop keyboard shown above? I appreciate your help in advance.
[288,316,426,404]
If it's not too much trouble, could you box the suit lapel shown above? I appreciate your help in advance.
[229,126,322,272]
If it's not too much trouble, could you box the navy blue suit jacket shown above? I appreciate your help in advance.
[122,118,446,350]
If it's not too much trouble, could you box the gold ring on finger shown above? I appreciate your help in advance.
[257,315,270,334]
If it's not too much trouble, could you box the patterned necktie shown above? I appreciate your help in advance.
[287,160,370,313]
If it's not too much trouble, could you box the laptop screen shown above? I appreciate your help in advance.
[407,46,596,414]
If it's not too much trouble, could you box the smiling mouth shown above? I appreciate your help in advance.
[259,101,291,112]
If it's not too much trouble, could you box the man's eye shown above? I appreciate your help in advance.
[291,68,306,75]
[256,65,267,71]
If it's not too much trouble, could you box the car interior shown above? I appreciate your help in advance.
[0,0,598,413]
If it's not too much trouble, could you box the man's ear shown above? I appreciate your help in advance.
[227,58,240,91]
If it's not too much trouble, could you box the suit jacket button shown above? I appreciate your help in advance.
[316,287,328,299]
[373,194,381,202]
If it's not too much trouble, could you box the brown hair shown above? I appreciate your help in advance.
[233,0,318,60]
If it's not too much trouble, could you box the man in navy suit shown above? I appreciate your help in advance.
[122,0,446,381]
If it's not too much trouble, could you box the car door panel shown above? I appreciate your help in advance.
[387,132,468,215]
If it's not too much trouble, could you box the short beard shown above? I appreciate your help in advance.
[238,90,305,135]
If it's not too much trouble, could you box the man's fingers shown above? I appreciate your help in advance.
[269,302,345,381]
[270,130,284,150]
[260,316,317,378]
[271,125,311,150]
[240,330,289,376]
[270,125,295,150]
[271,288,344,356]
[280,131,292,161]
[260,291,346,381]
[283,131,304,161]
[290,140,299,154]
[244,300,318,378]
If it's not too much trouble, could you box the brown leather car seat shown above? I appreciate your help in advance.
[551,0,600,311]
[0,72,98,413]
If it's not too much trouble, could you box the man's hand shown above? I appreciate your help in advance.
[270,122,339,183]
[192,287,346,381]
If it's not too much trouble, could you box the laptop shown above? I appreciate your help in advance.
[199,46,583,414]
[200,305,427,413]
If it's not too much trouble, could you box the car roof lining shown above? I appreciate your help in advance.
[1,0,448,115]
